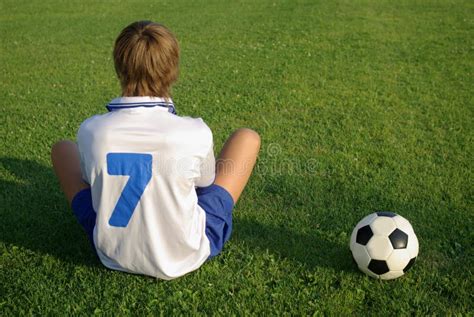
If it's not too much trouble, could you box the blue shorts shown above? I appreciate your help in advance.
[71,184,234,258]
[71,188,96,246]
[196,184,234,258]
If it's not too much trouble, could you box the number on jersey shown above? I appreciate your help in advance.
[107,153,152,227]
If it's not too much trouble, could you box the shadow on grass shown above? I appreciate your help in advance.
[0,156,353,272]
[0,157,100,267]
[233,218,354,272]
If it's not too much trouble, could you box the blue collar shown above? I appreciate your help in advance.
[106,96,177,115]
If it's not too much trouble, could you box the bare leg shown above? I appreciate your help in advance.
[214,128,261,204]
[51,140,89,206]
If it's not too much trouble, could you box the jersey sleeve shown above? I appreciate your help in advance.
[195,142,215,188]
[76,117,96,185]
[79,149,90,185]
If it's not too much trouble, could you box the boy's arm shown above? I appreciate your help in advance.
[195,143,215,188]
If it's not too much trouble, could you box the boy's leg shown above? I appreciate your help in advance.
[51,140,89,205]
[214,128,261,204]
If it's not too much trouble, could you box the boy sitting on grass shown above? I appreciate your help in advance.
[51,21,260,279]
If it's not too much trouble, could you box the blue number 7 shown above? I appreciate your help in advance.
[107,153,152,227]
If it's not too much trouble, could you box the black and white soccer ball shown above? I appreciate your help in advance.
[350,212,419,280]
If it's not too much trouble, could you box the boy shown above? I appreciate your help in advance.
[51,21,260,280]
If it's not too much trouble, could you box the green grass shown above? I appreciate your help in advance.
[1,0,473,314]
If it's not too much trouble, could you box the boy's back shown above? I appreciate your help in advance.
[78,96,215,279]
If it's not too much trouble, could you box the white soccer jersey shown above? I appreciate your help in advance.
[77,96,216,279]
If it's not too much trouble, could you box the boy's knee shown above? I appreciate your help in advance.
[51,140,76,159]
[233,128,261,148]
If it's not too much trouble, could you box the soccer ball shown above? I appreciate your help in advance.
[350,212,419,280]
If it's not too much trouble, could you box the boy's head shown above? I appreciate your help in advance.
[113,21,179,98]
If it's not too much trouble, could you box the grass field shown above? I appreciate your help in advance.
[1,0,473,315]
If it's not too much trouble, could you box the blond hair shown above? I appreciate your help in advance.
[113,21,179,98]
